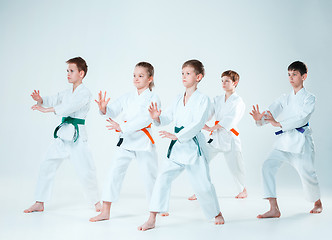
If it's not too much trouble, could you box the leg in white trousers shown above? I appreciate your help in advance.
[101,147,158,203]
[207,144,246,192]
[35,138,100,204]
[262,141,321,202]
[149,157,220,219]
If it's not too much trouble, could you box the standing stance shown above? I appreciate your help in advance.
[90,62,160,222]
[250,61,322,218]
[24,57,101,213]
[189,70,247,201]
[138,60,224,231]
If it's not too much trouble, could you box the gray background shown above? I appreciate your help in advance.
[0,0,331,203]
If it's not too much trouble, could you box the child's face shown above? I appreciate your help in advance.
[288,70,306,89]
[221,76,237,92]
[133,66,152,91]
[67,63,84,83]
[182,66,201,88]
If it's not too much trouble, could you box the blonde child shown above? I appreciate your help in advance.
[90,62,161,222]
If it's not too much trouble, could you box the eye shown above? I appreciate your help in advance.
[187,72,190,75]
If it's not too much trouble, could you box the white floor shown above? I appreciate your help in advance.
[2,186,331,240]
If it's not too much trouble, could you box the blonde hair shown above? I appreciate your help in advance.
[135,62,154,90]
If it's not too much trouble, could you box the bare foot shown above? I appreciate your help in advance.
[310,199,322,214]
[188,194,197,201]
[89,212,110,222]
[95,202,102,212]
[257,208,281,218]
[24,202,44,213]
[160,212,169,217]
[215,212,225,225]
[138,220,155,231]
[138,212,157,231]
[235,188,248,199]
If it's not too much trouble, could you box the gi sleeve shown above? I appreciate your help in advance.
[121,95,161,134]
[219,99,245,131]
[280,95,315,131]
[54,89,90,116]
[42,90,67,108]
[176,95,210,142]
[104,94,127,118]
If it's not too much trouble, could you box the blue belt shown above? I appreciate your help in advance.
[275,123,309,135]
[167,126,202,158]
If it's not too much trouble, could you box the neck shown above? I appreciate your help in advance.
[72,81,82,92]
[293,85,304,95]
[225,89,235,100]
[185,85,197,98]
[137,86,149,95]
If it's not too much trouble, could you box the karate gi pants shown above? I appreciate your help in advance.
[207,144,246,192]
[149,156,220,219]
[101,147,158,203]
[262,139,321,202]
[35,138,99,204]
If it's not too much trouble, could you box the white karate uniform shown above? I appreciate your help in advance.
[101,89,160,203]
[257,88,320,202]
[149,90,221,219]
[35,84,99,204]
[207,92,246,192]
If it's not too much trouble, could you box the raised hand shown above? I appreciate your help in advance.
[31,90,43,104]
[159,131,177,140]
[31,104,54,113]
[202,124,212,132]
[106,118,121,132]
[148,102,161,121]
[264,111,281,127]
[249,104,265,121]
[95,91,110,115]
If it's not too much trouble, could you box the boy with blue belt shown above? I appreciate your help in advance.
[250,61,322,218]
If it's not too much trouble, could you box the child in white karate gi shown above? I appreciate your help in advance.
[138,60,224,231]
[188,70,247,201]
[250,61,322,218]
[24,57,101,213]
[90,62,161,222]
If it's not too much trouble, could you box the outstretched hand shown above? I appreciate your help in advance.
[31,104,54,113]
[95,91,110,115]
[148,102,161,122]
[31,90,43,104]
[249,104,265,121]
[106,118,121,132]
[159,131,177,140]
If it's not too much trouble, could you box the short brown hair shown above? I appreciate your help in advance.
[222,70,240,85]
[66,57,88,78]
[135,62,155,90]
[182,59,205,77]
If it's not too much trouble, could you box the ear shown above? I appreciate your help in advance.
[302,73,307,81]
[196,74,203,82]
[234,81,239,87]
[148,76,154,83]
[79,70,85,78]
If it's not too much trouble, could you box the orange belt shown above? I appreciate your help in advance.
[116,121,155,144]
[210,121,239,136]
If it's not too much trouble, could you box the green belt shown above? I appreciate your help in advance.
[54,117,85,142]
[167,126,202,158]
